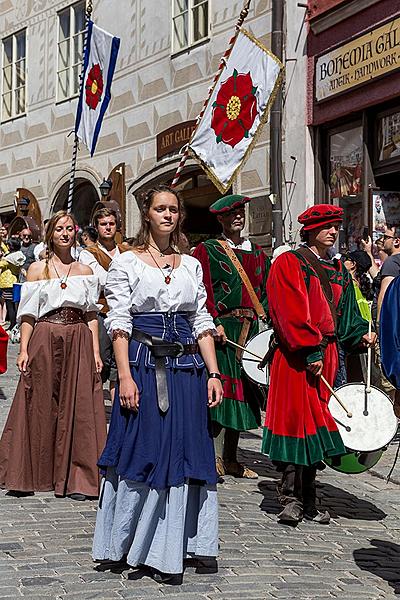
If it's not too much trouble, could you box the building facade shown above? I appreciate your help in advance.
[307,0,400,251]
[0,0,311,246]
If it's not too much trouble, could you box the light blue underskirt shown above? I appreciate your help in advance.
[92,467,219,574]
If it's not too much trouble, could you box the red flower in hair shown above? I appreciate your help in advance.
[211,70,258,148]
[85,63,104,110]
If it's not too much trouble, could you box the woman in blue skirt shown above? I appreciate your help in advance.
[92,185,223,583]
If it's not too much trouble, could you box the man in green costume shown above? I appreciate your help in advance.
[193,195,270,478]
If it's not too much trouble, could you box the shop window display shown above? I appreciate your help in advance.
[329,126,363,251]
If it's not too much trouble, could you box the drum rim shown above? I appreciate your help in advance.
[324,449,383,474]
[241,329,272,387]
[328,382,399,452]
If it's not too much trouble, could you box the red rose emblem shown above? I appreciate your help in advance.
[211,69,258,148]
[85,63,104,110]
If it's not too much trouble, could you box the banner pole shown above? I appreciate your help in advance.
[67,0,93,214]
[170,0,252,189]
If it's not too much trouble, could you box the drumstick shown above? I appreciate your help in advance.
[226,337,352,417]
[366,303,372,394]
[320,375,352,418]
[225,338,264,362]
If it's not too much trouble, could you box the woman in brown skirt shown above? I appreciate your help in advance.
[0,211,107,500]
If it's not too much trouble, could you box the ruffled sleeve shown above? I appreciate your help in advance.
[84,276,101,312]
[104,254,137,336]
[17,281,42,321]
[188,260,217,339]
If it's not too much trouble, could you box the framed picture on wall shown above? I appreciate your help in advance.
[377,110,400,163]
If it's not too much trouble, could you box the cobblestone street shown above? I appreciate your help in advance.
[1,343,400,599]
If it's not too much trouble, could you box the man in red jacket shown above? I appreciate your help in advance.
[262,204,374,524]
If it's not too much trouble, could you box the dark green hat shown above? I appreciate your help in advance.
[209,194,250,214]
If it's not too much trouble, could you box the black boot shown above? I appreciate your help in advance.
[276,464,303,524]
[302,466,330,524]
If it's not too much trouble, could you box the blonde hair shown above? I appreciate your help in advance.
[44,211,78,279]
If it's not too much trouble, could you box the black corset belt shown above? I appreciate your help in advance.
[131,328,199,412]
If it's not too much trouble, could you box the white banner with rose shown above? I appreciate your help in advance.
[188,29,284,193]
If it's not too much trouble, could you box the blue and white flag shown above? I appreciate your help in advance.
[75,21,120,156]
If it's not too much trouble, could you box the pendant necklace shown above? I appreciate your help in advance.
[148,248,175,284]
[148,242,171,257]
[52,259,73,289]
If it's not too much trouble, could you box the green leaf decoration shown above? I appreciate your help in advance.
[251,86,258,95]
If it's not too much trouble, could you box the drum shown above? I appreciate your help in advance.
[241,329,273,386]
[328,383,398,453]
[324,449,384,474]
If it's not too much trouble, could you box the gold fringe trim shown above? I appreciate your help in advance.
[188,29,285,194]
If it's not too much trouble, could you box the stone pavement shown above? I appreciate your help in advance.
[1,343,400,599]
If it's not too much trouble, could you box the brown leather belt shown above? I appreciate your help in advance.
[38,307,85,325]
[220,308,255,319]
[219,308,255,360]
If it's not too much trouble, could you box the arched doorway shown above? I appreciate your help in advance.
[52,178,99,227]
[167,171,223,245]
[130,166,226,246]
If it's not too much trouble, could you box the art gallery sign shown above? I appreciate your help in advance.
[315,16,400,102]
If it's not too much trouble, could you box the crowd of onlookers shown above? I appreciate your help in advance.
[0,221,100,340]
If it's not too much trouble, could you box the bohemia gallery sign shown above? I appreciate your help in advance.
[315,17,400,102]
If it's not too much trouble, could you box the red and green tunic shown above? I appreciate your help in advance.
[193,239,270,431]
[262,250,368,466]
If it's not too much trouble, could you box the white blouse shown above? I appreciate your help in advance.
[104,251,215,339]
[17,275,101,321]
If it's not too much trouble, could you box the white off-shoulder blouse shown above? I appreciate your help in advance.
[17,275,101,321]
[104,251,216,339]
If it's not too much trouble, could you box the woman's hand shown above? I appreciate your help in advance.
[119,375,140,411]
[94,352,103,373]
[207,378,224,408]
[17,350,29,373]
[215,324,227,344]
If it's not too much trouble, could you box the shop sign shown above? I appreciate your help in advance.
[248,195,271,236]
[315,17,400,102]
[156,121,196,160]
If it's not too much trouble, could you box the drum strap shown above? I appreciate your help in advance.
[216,240,266,320]
[295,246,337,332]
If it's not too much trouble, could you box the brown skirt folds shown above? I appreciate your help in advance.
[0,319,107,497]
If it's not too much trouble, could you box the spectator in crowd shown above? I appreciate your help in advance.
[34,219,49,261]
[0,225,9,325]
[372,226,400,409]
[19,228,36,281]
[0,239,25,330]
[80,226,98,248]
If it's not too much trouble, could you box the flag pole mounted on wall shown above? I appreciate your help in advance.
[67,0,93,214]
[170,0,252,189]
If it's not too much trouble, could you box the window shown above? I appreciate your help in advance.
[172,0,209,53]
[57,1,85,101]
[2,30,26,121]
